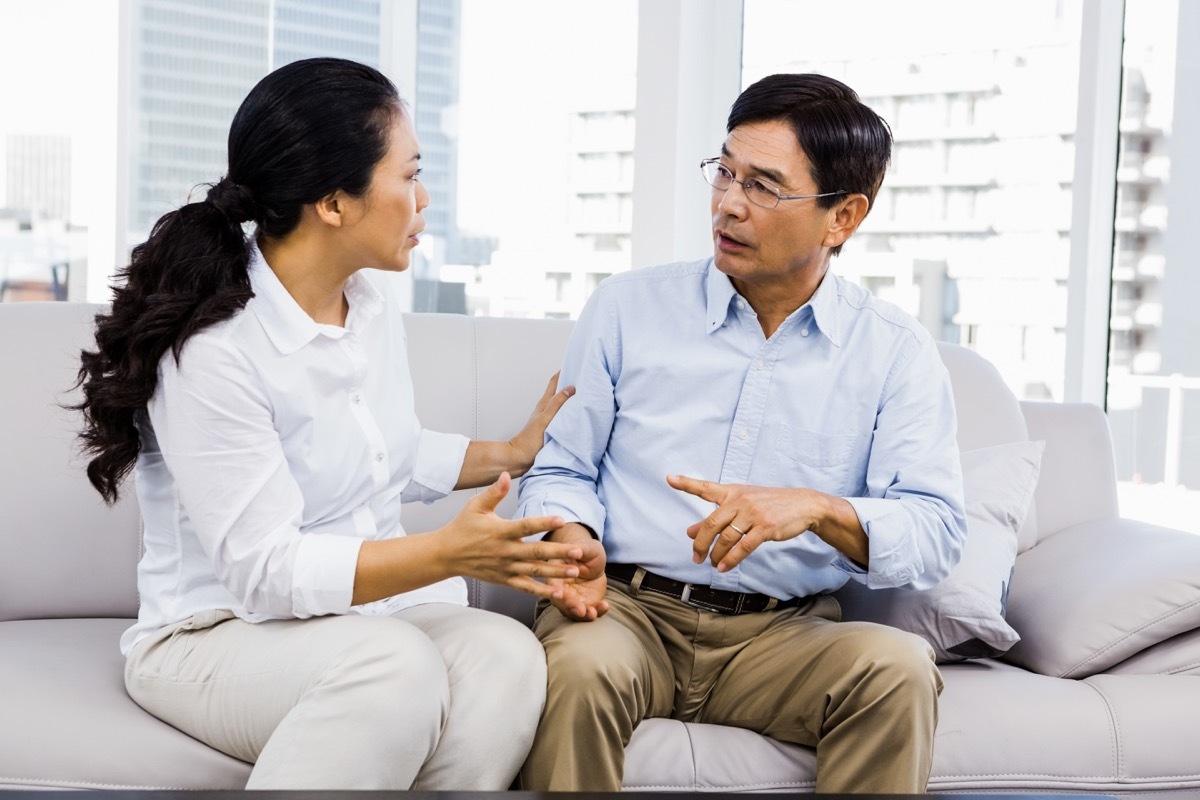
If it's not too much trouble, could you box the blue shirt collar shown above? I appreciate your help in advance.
[704,258,842,347]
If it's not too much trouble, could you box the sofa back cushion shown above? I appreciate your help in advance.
[0,302,141,622]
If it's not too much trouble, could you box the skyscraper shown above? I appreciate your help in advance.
[123,0,381,246]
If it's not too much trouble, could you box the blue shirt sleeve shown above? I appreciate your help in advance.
[517,285,618,539]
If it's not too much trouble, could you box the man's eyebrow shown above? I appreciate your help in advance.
[719,143,788,187]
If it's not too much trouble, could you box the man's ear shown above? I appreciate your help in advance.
[313,191,348,228]
[823,194,870,249]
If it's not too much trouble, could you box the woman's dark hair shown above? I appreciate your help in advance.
[727,73,892,255]
[75,57,402,503]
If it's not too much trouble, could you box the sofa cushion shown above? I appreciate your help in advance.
[0,618,250,789]
[622,660,1200,794]
[1003,518,1200,678]
[1102,626,1200,676]
[835,440,1043,662]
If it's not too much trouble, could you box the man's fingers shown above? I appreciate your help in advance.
[667,473,724,503]
[690,507,737,563]
[716,530,764,573]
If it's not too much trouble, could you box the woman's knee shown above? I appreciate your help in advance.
[317,616,450,715]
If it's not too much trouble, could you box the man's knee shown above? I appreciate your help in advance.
[837,622,942,700]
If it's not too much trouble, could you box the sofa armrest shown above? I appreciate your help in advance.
[1019,400,1118,539]
[1001,516,1200,678]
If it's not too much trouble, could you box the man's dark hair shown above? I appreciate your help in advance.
[728,73,891,254]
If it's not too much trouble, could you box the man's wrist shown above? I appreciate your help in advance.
[551,521,597,543]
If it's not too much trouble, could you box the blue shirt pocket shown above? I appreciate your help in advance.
[776,424,858,496]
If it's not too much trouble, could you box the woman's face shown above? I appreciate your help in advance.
[341,111,430,273]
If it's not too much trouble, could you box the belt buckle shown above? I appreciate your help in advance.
[679,583,736,615]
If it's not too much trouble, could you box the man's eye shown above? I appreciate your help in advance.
[744,178,776,198]
[716,165,735,181]
[412,168,423,181]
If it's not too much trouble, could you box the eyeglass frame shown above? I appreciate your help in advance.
[700,158,847,209]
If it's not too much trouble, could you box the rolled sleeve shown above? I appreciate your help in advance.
[403,429,470,503]
[518,483,608,541]
[290,533,363,616]
[841,497,924,587]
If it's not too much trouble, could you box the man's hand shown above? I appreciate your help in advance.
[545,522,610,622]
[508,372,574,477]
[666,474,868,572]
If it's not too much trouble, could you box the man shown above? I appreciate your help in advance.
[516,73,967,794]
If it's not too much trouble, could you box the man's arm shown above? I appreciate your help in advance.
[667,477,867,571]
[517,288,620,619]
[670,333,965,590]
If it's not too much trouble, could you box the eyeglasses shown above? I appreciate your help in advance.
[700,158,847,209]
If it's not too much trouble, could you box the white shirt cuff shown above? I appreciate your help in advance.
[411,429,470,501]
[291,534,363,617]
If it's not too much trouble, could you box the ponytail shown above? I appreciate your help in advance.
[74,181,256,504]
[74,57,401,504]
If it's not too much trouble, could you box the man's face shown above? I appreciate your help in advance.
[710,119,842,292]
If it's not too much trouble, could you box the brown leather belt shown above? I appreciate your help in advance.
[605,562,803,616]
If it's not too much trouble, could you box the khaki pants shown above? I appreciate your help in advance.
[126,603,545,790]
[520,579,942,793]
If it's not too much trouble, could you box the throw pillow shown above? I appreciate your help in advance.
[1000,517,1200,678]
[834,439,1045,663]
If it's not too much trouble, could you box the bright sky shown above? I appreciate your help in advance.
[0,0,118,226]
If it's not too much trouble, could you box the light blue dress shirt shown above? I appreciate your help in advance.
[517,258,966,599]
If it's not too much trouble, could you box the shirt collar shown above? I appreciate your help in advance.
[704,260,738,335]
[703,258,842,346]
[248,241,385,356]
[806,270,842,347]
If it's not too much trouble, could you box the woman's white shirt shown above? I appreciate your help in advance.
[121,244,469,656]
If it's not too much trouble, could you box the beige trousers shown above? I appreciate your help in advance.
[125,603,545,790]
[520,579,942,794]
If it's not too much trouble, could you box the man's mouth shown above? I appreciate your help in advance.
[716,230,749,249]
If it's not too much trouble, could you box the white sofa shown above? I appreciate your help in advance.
[2,300,1199,795]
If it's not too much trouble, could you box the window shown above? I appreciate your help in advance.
[743,0,1083,403]
[1105,0,1200,532]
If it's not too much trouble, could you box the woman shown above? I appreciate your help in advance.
[74,57,584,789]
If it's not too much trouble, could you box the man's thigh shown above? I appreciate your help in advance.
[699,605,937,746]
[533,588,675,722]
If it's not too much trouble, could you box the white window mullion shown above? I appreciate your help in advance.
[1064,0,1125,406]
[631,0,744,269]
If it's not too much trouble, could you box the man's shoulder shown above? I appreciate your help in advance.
[830,273,932,346]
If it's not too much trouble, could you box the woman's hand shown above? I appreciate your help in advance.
[436,472,587,599]
[454,373,574,490]
[508,372,574,477]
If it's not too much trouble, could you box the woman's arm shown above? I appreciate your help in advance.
[454,373,575,489]
[353,472,585,605]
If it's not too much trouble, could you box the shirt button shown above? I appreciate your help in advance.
[754,359,764,370]
[801,328,810,337]
[738,429,749,440]
[736,299,745,309]
[374,453,385,463]
[351,393,362,404]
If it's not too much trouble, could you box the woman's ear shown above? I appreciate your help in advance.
[823,194,870,249]
[313,191,347,228]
